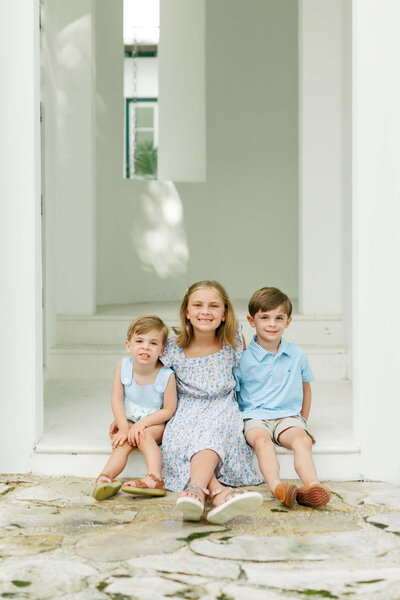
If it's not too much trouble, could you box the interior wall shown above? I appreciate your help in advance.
[96,0,298,305]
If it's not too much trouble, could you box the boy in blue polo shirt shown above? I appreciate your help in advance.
[234,287,330,508]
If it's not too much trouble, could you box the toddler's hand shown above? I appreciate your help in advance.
[111,427,129,448]
[109,420,118,437]
[128,421,146,446]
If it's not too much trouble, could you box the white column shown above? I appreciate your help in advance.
[353,0,400,484]
[0,0,42,471]
[299,0,344,315]
[44,0,96,316]
[158,0,206,182]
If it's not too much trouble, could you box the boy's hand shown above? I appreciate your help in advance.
[128,421,146,447]
[111,427,129,448]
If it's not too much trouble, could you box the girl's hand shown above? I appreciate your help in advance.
[128,421,146,447]
[111,426,129,448]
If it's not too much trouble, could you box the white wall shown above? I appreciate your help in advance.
[299,0,345,315]
[353,0,400,483]
[96,0,299,305]
[0,0,42,471]
[158,0,206,182]
[42,0,96,341]
[124,57,158,98]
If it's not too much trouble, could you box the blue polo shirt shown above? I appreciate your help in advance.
[233,336,314,420]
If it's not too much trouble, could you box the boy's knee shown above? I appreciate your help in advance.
[113,441,132,453]
[292,431,313,450]
[249,433,274,451]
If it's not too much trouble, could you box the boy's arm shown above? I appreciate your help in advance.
[301,382,312,421]
[128,374,178,445]
[110,360,130,447]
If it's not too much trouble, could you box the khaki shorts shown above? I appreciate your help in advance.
[244,416,315,447]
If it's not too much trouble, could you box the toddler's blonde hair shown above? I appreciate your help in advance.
[174,280,238,348]
[126,315,169,345]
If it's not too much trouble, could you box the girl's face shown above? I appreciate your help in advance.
[186,287,226,333]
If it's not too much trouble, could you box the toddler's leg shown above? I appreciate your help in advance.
[122,425,165,493]
[277,427,330,507]
[93,443,133,501]
[101,442,133,480]
[246,428,297,508]
[136,424,165,487]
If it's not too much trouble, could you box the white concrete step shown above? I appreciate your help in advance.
[34,379,360,479]
[56,301,343,347]
[47,343,348,381]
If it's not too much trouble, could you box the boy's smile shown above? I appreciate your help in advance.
[247,305,292,352]
[125,329,164,366]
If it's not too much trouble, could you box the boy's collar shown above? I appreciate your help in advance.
[249,336,291,361]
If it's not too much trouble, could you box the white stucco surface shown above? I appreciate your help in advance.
[96,0,299,304]
[0,0,43,471]
[353,0,400,483]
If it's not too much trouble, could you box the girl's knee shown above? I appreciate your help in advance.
[112,442,132,453]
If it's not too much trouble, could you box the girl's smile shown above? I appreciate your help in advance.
[186,288,226,332]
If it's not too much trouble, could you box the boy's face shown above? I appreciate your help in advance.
[247,304,292,347]
[125,328,164,366]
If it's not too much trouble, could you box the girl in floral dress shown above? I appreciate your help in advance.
[160,280,263,524]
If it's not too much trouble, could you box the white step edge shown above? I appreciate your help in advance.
[31,447,361,480]
[56,313,344,347]
[47,344,348,381]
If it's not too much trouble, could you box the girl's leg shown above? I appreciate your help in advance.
[179,449,219,502]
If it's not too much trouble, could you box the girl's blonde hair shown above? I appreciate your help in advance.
[174,280,238,348]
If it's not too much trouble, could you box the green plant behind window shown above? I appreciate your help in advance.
[134,141,158,178]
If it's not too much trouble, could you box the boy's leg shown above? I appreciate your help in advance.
[277,426,330,507]
[277,426,318,485]
[246,427,297,507]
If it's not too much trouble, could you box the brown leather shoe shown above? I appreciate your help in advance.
[296,484,330,508]
[274,482,298,508]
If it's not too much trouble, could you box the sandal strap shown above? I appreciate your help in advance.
[97,472,113,483]
[211,487,246,501]
[185,482,209,496]
[146,473,164,485]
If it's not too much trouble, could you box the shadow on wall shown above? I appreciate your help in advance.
[131,181,189,277]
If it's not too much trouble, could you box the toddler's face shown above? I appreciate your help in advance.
[125,328,164,366]
[248,304,291,347]
[186,287,226,332]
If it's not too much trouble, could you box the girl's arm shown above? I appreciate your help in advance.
[128,374,177,445]
[110,360,130,447]
[301,382,312,421]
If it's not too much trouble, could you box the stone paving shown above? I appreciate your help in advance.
[1,476,400,599]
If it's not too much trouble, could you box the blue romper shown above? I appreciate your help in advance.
[120,357,173,422]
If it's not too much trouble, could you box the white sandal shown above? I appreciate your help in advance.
[206,487,263,524]
[176,482,209,521]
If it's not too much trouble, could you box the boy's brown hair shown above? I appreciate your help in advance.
[126,315,169,345]
[248,287,292,318]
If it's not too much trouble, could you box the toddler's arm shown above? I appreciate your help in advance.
[128,373,178,446]
[301,382,312,421]
[110,359,130,447]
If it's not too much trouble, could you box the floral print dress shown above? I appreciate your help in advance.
[160,329,262,492]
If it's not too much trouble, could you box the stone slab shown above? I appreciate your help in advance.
[75,521,224,562]
[367,511,400,533]
[190,529,400,562]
